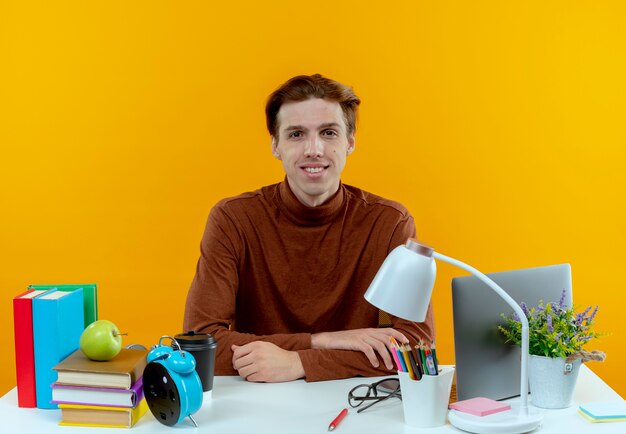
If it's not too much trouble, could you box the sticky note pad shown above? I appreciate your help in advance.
[579,402,626,420]
[578,409,626,423]
[449,397,512,417]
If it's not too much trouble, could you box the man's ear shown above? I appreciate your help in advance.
[346,134,355,156]
[271,137,281,160]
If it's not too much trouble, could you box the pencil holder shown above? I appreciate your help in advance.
[397,365,455,428]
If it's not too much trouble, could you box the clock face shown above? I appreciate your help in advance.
[143,362,182,426]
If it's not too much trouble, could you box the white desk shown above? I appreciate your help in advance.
[1,365,623,433]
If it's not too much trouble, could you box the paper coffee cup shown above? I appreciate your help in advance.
[174,331,217,393]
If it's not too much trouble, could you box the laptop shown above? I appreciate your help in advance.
[451,264,572,401]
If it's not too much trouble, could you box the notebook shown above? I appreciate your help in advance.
[452,263,573,401]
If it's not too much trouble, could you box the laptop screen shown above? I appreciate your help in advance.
[451,264,572,401]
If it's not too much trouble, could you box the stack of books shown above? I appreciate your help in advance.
[52,348,149,428]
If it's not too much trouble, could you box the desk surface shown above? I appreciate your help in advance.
[2,365,623,433]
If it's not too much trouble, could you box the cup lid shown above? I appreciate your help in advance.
[174,330,216,345]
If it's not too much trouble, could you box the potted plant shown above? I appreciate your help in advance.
[499,289,605,408]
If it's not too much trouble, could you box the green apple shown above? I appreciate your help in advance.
[80,320,123,361]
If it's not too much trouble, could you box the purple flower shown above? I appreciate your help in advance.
[578,336,592,341]
[587,306,599,323]
[581,306,591,318]
[554,332,563,342]
[558,289,567,309]
[521,302,529,317]
[547,315,553,333]
[512,312,520,322]
[575,312,585,325]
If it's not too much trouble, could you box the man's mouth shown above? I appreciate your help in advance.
[304,167,326,173]
[301,164,329,174]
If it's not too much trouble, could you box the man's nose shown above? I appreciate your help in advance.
[304,136,324,157]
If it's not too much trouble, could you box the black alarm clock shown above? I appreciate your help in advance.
[143,336,203,427]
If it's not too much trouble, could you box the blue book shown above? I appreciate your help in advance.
[32,289,85,409]
[28,284,98,328]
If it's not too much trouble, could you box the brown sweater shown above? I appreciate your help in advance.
[183,180,435,381]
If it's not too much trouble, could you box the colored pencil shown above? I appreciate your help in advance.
[388,337,402,371]
[430,343,439,373]
[400,345,415,379]
[406,344,422,380]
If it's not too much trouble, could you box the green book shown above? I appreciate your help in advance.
[28,284,98,328]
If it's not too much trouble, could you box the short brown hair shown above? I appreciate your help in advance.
[265,74,361,139]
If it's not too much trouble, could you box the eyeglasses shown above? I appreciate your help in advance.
[347,378,401,413]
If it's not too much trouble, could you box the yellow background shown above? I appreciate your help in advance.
[2,1,624,397]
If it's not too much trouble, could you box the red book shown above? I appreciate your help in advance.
[13,289,49,407]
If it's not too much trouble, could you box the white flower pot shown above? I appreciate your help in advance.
[528,355,581,409]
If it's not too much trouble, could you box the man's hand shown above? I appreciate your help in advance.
[311,328,408,370]
[231,341,305,382]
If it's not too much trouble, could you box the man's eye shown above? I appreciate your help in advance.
[322,130,338,137]
[289,131,303,138]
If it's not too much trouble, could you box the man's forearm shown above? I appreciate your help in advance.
[231,341,305,382]
[298,347,398,382]
[198,326,312,375]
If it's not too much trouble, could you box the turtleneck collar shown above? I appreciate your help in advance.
[276,178,345,226]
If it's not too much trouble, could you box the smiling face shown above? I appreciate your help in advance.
[272,98,355,207]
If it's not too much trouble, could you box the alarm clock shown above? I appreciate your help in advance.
[143,336,203,427]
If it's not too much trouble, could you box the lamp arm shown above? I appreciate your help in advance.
[433,252,530,413]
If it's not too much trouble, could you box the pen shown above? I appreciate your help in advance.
[328,408,348,431]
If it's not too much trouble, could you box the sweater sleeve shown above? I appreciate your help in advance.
[297,211,437,382]
[298,305,435,381]
[183,205,312,375]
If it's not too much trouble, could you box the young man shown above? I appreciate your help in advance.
[183,74,434,382]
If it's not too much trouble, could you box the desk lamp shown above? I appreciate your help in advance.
[364,239,542,434]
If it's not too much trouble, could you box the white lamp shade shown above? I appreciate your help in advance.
[364,244,436,322]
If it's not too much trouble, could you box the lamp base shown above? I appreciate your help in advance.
[448,403,543,434]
